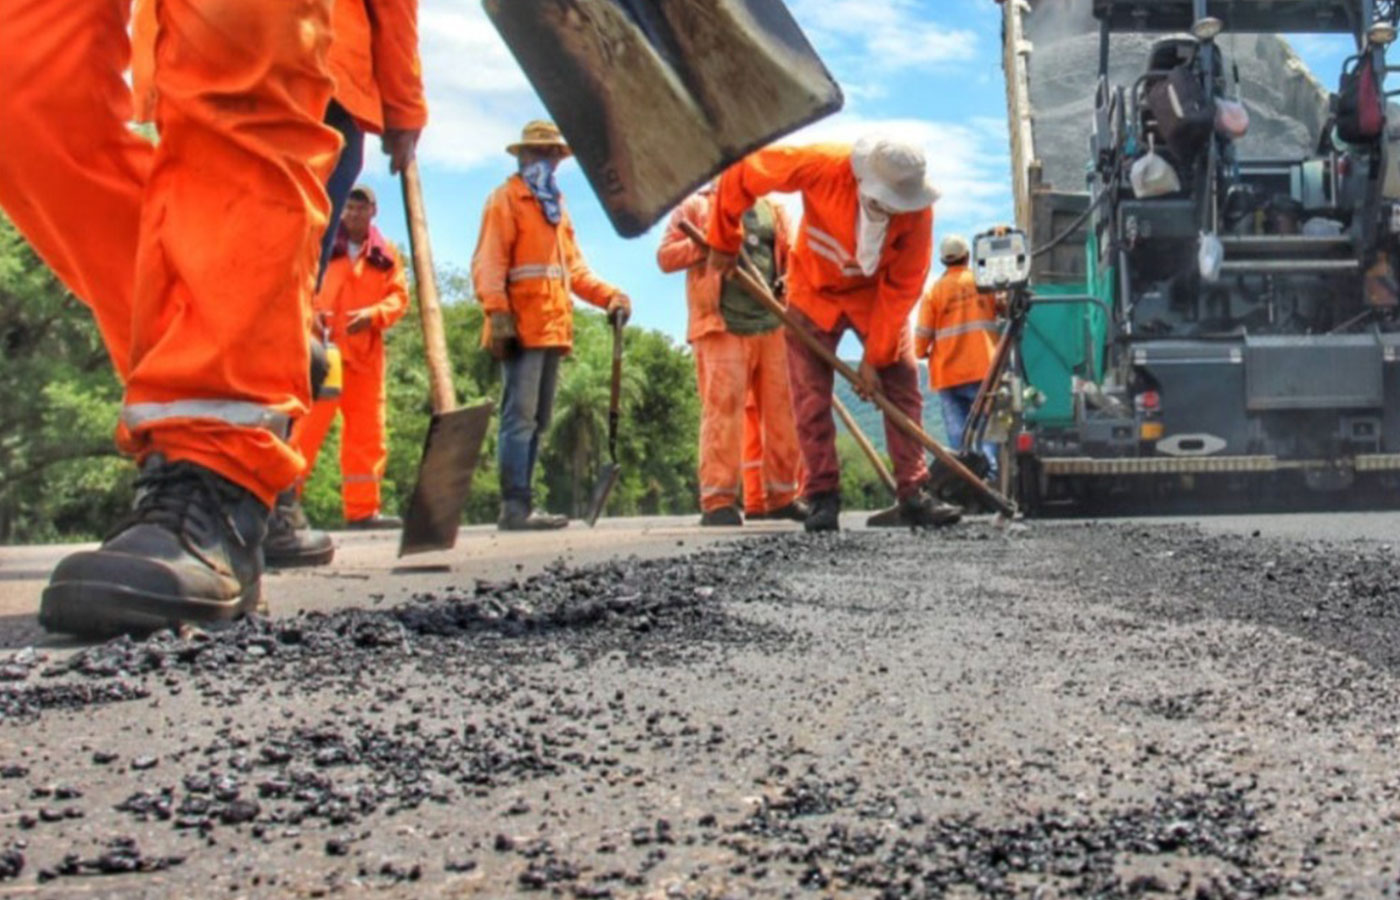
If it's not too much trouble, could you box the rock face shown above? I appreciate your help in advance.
[1024,0,1332,191]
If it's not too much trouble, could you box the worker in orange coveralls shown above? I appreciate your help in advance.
[131,0,428,567]
[290,185,410,531]
[472,121,632,531]
[657,184,808,527]
[916,234,1001,478]
[705,138,964,532]
[0,0,341,637]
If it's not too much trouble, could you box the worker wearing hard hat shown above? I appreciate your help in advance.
[289,185,410,533]
[706,137,963,532]
[916,235,1001,476]
[1,0,342,637]
[657,183,807,527]
[472,121,633,530]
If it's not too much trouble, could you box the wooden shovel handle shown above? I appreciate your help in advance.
[401,159,457,415]
[680,219,1015,516]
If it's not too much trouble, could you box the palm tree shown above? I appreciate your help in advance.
[547,356,610,518]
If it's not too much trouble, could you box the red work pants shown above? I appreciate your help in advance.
[785,308,928,501]
[693,329,801,514]
[290,364,389,521]
[0,0,339,506]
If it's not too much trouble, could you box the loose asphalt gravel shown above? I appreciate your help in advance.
[4,521,1400,897]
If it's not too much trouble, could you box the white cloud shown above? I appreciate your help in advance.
[789,0,980,73]
[415,2,540,170]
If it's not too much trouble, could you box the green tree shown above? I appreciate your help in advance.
[0,214,130,543]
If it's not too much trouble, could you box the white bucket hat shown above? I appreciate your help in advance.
[940,234,970,262]
[851,135,941,213]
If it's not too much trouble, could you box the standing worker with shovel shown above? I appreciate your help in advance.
[472,121,633,531]
[706,138,964,532]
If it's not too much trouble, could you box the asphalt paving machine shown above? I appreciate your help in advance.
[997,0,1400,514]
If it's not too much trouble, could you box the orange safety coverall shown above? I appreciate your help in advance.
[131,0,428,135]
[916,264,999,390]
[657,189,802,514]
[707,144,932,499]
[472,174,620,349]
[291,227,409,520]
[0,0,340,507]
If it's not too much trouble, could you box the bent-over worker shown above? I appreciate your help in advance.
[657,184,807,527]
[290,186,410,532]
[471,121,632,531]
[706,138,963,532]
[916,235,1000,477]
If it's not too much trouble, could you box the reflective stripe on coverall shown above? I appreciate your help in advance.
[657,189,803,514]
[291,226,409,519]
[706,144,932,499]
[915,264,999,390]
[471,174,619,350]
[0,0,340,507]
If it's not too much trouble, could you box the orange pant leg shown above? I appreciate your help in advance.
[116,0,340,506]
[751,329,802,512]
[693,332,747,513]
[289,395,341,499]
[741,391,765,515]
[0,0,152,379]
[337,364,388,521]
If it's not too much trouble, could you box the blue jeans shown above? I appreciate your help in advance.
[318,101,366,284]
[499,349,563,504]
[939,382,998,476]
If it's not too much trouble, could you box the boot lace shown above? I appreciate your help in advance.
[112,462,247,549]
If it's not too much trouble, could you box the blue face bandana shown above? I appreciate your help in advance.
[520,159,562,225]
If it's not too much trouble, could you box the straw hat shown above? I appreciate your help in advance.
[506,120,572,157]
[850,135,939,213]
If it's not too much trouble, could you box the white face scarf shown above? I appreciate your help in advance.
[855,193,890,277]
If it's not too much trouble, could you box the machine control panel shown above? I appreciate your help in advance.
[972,228,1031,293]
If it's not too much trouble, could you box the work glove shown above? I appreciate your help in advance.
[489,312,519,361]
[606,293,632,326]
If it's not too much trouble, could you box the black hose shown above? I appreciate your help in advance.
[1030,186,1112,259]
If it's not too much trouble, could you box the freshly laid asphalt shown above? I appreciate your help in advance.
[3,511,1400,896]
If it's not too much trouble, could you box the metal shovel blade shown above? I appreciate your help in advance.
[398,401,494,557]
[483,0,842,237]
[584,462,622,528]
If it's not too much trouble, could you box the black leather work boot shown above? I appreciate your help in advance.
[699,505,743,527]
[264,491,335,568]
[40,456,268,638]
[865,504,908,528]
[498,499,568,531]
[803,491,841,533]
[902,487,964,528]
[764,499,811,523]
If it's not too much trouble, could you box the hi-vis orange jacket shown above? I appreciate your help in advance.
[706,144,932,368]
[131,0,427,135]
[471,174,620,350]
[916,264,1000,390]
[656,187,792,343]
[315,226,410,372]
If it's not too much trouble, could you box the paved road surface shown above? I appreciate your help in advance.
[4,512,1400,897]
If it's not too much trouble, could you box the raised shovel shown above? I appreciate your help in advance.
[585,311,625,526]
[397,160,495,557]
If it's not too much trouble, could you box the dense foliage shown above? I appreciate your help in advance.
[0,214,896,543]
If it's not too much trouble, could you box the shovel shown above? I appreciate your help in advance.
[832,394,897,496]
[483,0,842,237]
[681,219,1016,517]
[397,159,495,557]
[585,311,626,526]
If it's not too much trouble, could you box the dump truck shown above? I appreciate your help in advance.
[998,0,1400,514]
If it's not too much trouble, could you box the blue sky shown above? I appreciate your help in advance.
[353,0,1357,346]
